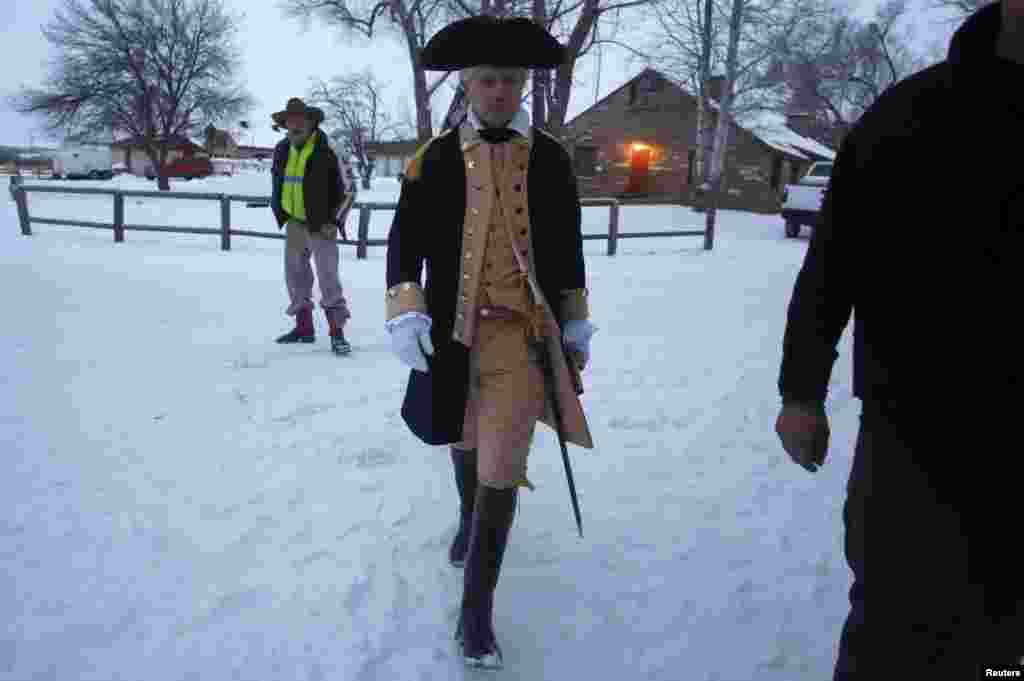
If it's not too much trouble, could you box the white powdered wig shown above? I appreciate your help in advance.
[459,66,529,87]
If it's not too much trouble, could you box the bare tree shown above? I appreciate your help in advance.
[308,70,401,189]
[10,0,252,191]
[701,0,748,249]
[779,0,931,143]
[649,0,830,196]
[280,0,456,143]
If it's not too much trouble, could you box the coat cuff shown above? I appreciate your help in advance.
[559,288,589,323]
[386,282,427,321]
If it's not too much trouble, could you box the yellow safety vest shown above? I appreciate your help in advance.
[281,131,318,222]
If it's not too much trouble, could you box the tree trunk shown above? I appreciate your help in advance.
[532,0,549,130]
[399,12,433,143]
[412,66,433,143]
[691,0,714,211]
[703,0,745,251]
[546,0,598,136]
[148,146,171,192]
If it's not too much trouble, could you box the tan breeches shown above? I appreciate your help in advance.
[455,317,547,489]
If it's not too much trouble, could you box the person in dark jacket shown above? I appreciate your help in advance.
[776,2,1023,678]
[270,98,355,356]
[385,16,595,670]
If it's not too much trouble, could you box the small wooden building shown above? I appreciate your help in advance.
[564,68,836,213]
[110,136,209,176]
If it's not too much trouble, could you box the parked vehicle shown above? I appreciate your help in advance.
[145,156,213,181]
[51,147,113,180]
[781,161,833,238]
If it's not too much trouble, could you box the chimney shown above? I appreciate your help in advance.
[706,75,726,103]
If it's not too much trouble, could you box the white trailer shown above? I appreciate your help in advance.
[51,147,113,180]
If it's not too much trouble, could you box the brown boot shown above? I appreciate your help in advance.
[325,309,351,355]
[276,308,314,343]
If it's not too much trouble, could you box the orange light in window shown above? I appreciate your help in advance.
[631,143,649,152]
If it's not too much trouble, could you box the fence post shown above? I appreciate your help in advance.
[357,204,371,260]
[220,195,231,251]
[13,179,31,236]
[113,191,125,242]
[607,200,620,257]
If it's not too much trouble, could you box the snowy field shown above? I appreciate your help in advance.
[2,172,859,681]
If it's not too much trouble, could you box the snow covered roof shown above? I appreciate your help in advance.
[567,69,837,162]
[740,112,836,162]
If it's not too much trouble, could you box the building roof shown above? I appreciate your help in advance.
[111,135,206,151]
[741,112,836,161]
[566,68,836,162]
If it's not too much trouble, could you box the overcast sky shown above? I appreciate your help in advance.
[0,0,961,148]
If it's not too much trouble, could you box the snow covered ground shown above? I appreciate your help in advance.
[2,172,859,681]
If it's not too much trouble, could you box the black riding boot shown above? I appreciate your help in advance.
[455,484,518,670]
[449,447,477,567]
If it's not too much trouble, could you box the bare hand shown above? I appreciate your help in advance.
[775,402,830,472]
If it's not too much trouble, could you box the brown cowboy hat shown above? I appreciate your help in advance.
[271,98,325,128]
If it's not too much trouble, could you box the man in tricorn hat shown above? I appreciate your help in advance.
[270,97,355,355]
[384,15,596,670]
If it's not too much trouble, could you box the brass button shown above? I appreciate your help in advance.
[471,208,479,215]
[481,309,490,317]
[463,274,470,280]
[465,252,472,258]
[457,313,465,320]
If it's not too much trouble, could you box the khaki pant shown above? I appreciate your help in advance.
[284,220,350,325]
[455,317,547,489]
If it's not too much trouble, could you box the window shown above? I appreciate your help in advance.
[687,149,696,185]
[574,146,598,177]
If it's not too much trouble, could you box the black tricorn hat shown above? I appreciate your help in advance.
[271,98,325,128]
[419,16,566,71]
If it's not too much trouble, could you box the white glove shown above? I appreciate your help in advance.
[562,319,596,368]
[386,311,434,373]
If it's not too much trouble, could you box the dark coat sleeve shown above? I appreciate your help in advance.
[530,135,587,327]
[270,140,287,228]
[556,142,585,293]
[324,146,343,221]
[778,135,858,405]
[386,150,431,290]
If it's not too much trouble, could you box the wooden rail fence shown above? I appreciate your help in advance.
[9,176,706,257]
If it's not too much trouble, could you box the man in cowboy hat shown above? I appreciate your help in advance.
[384,15,596,670]
[271,97,355,355]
